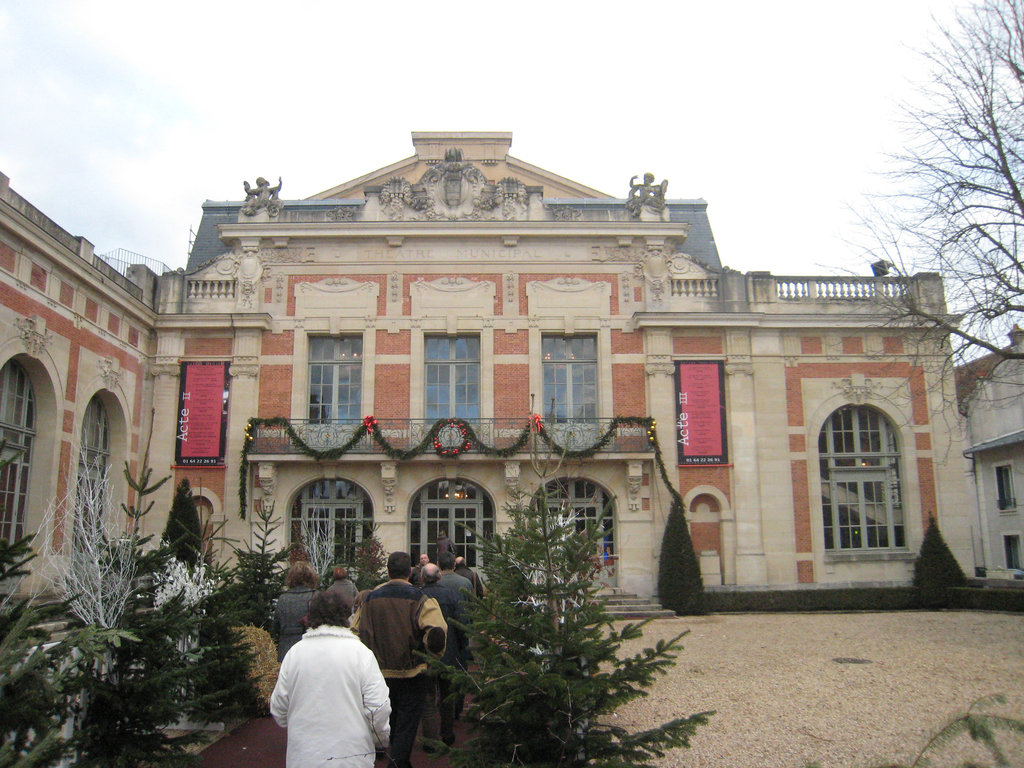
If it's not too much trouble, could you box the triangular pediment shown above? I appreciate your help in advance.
[308,132,612,201]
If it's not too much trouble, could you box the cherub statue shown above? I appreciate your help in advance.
[626,172,668,218]
[242,176,283,216]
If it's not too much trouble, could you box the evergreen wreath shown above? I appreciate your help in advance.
[433,418,473,457]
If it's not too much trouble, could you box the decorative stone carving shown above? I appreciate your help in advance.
[504,273,517,309]
[551,206,582,221]
[15,317,50,357]
[626,173,667,219]
[237,249,264,309]
[642,248,671,305]
[241,176,282,217]
[230,356,260,379]
[99,357,122,389]
[834,374,875,404]
[644,354,674,377]
[149,358,180,379]
[377,149,527,221]
[327,206,355,222]
[295,277,379,316]
[257,462,277,509]
[410,276,495,316]
[388,272,401,305]
[15,317,48,355]
[627,461,643,511]
[381,462,397,514]
[504,461,521,495]
[526,277,611,316]
[725,362,754,377]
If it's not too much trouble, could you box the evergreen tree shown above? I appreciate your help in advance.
[71,460,240,766]
[210,500,288,631]
[350,526,388,592]
[913,516,967,609]
[656,498,705,615]
[0,536,130,768]
[447,485,711,768]
[162,478,203,568]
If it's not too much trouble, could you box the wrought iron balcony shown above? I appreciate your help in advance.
[246,417,654,458]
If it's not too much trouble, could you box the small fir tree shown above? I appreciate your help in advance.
[162,479,203,568]
[657,499,705,615]
[349,527,388,592]
[210,500,288,631]
[447,484,711,768]
[913,516,967,609]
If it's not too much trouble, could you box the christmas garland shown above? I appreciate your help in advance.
[238,414,675,518]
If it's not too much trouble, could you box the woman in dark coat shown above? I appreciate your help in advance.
[273,560,318,661]
[325,565,358,605]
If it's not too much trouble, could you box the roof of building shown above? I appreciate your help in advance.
[185,133,721,274]
[964,427,1024,455]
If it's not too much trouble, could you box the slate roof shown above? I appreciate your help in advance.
[186,195,722,275]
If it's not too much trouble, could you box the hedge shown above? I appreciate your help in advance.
[949,586,1024,613]
[705,587,918,613]
[702,585,1024,613]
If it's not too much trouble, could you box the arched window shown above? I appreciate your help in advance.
[819,405,905,550]
[410,479,494,567]
[0,360,35,541]
[291,479,374,566]
[79,395,110,492]
[541,478,615,556]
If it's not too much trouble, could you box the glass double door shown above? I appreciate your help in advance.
[410,479,493,567]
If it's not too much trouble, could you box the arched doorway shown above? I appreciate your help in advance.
[410,478,494,567]
[290,479,375,567]
[541,477,617,587]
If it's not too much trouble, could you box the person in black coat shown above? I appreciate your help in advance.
[418,563,464,747]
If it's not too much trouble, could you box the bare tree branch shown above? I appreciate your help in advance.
[862,0,1024,372]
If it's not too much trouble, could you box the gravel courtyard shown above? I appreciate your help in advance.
[615,611,1024,768]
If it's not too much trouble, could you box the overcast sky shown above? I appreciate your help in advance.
[0,1,963,275]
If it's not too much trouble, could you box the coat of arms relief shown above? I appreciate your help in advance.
[376,148,529,221]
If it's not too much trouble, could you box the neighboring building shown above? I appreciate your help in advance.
[0,171,159,570]
[959,327,1024,576]
[1,132,977,599]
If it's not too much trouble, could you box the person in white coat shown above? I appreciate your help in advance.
[271,590,391,768]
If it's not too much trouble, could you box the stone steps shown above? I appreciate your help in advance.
[599,590,677,620]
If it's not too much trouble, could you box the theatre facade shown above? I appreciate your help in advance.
[0,132,975,599]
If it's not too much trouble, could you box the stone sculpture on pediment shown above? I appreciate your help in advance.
[626,172,668,220]
[377,148,528,221]
[241,176,282,218]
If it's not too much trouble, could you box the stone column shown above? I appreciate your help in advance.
[644,329,677,541]
[725,344,768,585]
[228,329,263,538]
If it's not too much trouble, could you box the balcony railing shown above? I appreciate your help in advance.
[247,418,654,457]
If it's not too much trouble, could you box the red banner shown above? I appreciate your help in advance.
[176,362,229,466]
[674,361,727,465]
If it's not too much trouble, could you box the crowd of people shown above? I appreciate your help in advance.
[270,532,484,768]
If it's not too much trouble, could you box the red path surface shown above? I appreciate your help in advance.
[199,715,465,768]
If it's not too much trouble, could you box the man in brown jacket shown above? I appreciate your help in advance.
[351,551,447,768]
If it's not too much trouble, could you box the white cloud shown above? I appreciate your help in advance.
[0,0,964,272]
